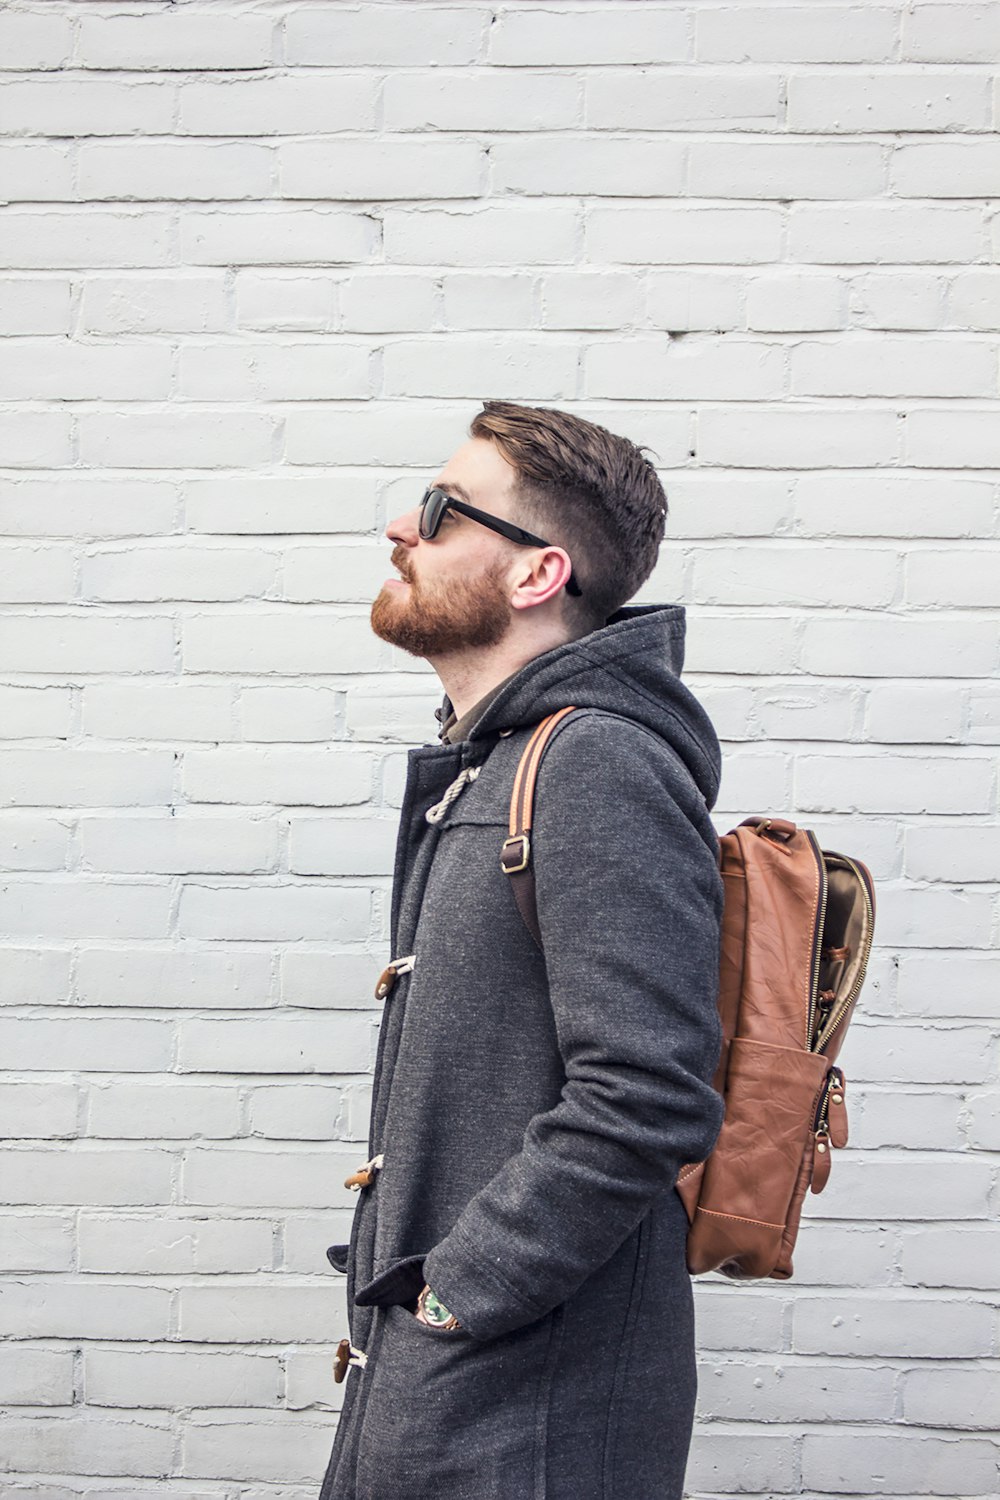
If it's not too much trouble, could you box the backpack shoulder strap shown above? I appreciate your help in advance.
[500,706,582,951]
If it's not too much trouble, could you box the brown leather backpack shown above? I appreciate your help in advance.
[500,708,876,1282]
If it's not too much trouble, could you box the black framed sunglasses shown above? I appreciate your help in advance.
[418,487,582,597]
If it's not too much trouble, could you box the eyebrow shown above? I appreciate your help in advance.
[433,478,474,504]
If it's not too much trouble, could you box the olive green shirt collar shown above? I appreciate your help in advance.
[435,667,523,745]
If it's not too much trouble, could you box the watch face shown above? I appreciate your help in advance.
[420,1286,459,1328]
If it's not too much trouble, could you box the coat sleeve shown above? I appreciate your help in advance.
[420,712,725,1341]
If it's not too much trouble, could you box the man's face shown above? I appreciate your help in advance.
[370,437,522,659]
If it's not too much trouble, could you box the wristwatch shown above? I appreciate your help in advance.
[415,1281,461,1330]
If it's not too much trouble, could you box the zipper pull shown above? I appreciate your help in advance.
[827,1068,848,1148]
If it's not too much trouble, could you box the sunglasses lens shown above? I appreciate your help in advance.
[419,488,447,539]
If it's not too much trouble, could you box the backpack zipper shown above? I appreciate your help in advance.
[812,852,876,1055]
[805,830,828,1050]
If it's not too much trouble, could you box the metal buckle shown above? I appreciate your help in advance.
[500,833,530,875]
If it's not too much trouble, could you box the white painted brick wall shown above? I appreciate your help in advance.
[0,1,997,1496]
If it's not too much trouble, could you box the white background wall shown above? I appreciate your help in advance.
[1,1,998,1495]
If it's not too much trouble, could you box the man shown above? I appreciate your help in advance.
[318,401,725,1500]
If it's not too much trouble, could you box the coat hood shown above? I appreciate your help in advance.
[436,603,721,810]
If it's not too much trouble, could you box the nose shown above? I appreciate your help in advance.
[385,504,421,547]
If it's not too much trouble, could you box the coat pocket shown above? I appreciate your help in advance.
[326,1242,350,1274]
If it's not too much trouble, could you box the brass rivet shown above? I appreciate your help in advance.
[832,1093,843,1105]
[816,1142,827,1153]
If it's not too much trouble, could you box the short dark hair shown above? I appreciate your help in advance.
[469,401,667,632]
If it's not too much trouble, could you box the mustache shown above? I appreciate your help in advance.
[390,546,413,583]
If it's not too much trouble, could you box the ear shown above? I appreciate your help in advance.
[509,546,574,611]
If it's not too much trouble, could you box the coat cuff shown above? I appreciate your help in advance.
[421,1228,552,1342]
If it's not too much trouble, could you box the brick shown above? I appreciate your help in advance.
[345,683,440,742]
[969,685,1000,743]
[491,6,687,64]
[0,1212,73,1271]
[181,1148,361,1209]
[0,12,73,69]
[384,336,578,399]
[901,1227,1000,1289]
[183,611,381,674]
[3,1149,173,1208]
[792,337,995,397]
[183,748,369,806]
[0,614,174,675]
[182,209,378,267]
[696,1356,896,1423]
[280,950,384,1008]
[87,1081,241,1139]
[83,543,277,603]
[851,269,947,330]
[75,947,273,1010]
[0,79,175,136]
[0,878,173,940]
[699,407,897,467]
[84,683,234,742]
[81,812,278,875]
[902,1367,1000,1430]
[798,752,994,815]
[697,5,898,61]
[0,1014,172,1072]
[588,205,783,264]
[802,1432,999,1495]
[178,342,370,401]
[794,474,993,539]
[905,825,1000,882]
[183,1412,335,1483]
[0,277,71,334]
[185,473,377,534]
[280,139,483,200]
[282,542,384,604]
[286,1346,347,1410]
[947,269,1000,330]
[0,749,173,807]
[79,142,273,202]
[78,1213,273,1274]
[692,139,884,199]
[78,12,272,70]
[693,544,895,608]
[788,70,991,132]
[0,543,74,603]
[794,1293,993,1357]
[694,1285,787,1350]
[240,686,341,742]
[684,613,797,673]
[0,143,73,201]
[342,272,438,333]
[282,1211,355,1273]
[789,203,981,264]
[865,683,964,744]
[2,1412,174,1477]
[841,1019,994,1083]
[0,1348,74,1405]
[284,7,487,66]
[0,211,172,269]
[0,411,71,467]
[903,3,1000,62]
[851,1087,965,1150]
[0,948,70,1005]
[81,274,229,335]
[754,685,858,741]
[236,272,335,332]
[714,748,791,814]
[587,70,782,129]
[965,1089,1000,1150]
[685,1429,796,1495]
[893,139,1000,198]
[87,1347,281,1409]
[178,883,370,943]
[0,1082,79,1138]
[666,475,794,538]
[178,1014,369,1075]
[248,1083,345,1141]
[540,271,640,332]
[384,205,576,266]
[746,272,847,331]
[897,952,999,1019]
[683,684,755,741]
[383,69,581,131]
[0,339,171,401]
[179,74,378,135]
[909,547,1000,606]
[586,339,786,400]
[799,618,997,678]
[288,815,397,876]
[790,1222,897,1287]
[0,478,179,539]
[493,136,684,197]
[80,411,278,469]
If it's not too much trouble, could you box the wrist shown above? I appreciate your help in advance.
[415,1281,461,1330]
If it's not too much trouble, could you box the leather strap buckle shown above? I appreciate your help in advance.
[500,833,530,875]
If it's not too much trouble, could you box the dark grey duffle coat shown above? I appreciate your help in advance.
[318,603,725,1500]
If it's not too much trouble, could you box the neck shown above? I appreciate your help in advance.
[432,621,581,722]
